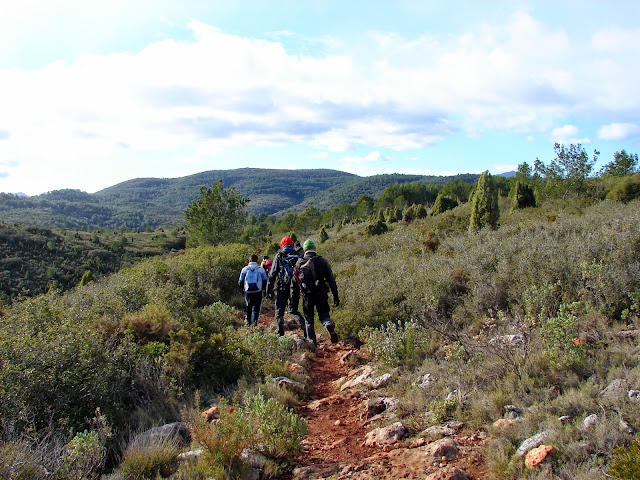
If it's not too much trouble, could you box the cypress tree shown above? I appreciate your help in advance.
[469,170,500,232]
[511,181,537,211]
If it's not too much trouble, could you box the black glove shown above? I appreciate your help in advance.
[333,298,340,308]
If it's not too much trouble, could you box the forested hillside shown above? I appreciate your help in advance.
[0,168,482,231]
[0,223,185,301]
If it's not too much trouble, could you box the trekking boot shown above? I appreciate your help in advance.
[327,324,339,343]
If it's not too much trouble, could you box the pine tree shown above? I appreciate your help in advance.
[469,170,500,232]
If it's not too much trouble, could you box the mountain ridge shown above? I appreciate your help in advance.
[0,167,484,230]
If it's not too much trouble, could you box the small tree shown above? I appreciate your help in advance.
[469,170,499,232]
[510,181,536,211]
[534,143,599,198]
[184,180,248,247]
[431,194,458,216]
[319,227,329,243]
[600,149,639,176]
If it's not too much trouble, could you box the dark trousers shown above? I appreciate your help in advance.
[301,290,334,344]
[274,283,304,335]
[245,291,263,327]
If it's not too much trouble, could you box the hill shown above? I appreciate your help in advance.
[0,168,480,231]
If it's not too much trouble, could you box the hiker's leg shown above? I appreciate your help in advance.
[244,293,252,327]
[274,287,288,335]
[316,293,338,343]
[289,283,305,329]
[301,294,317,345]
[251,293,262,326]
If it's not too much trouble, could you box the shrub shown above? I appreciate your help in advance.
[510,181,536,211]
[361,320,429,369]
[606,173,640,203]
[609,435,640,479]
[117,436,180,480]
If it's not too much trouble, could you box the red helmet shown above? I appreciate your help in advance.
[280,236,294,248]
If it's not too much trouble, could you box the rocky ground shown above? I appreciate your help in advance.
[260,309,489,480]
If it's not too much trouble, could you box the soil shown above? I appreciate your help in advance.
[257,308,489,480]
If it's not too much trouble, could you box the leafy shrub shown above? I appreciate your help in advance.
[606,173,640,203]
[609,435,640,479]
[361,320,429,368]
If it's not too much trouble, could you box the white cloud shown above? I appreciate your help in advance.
[597,122,640,141]
[550,125,590,144]
[2,8,640,194]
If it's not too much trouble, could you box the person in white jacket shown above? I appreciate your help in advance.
[238,254,268,327]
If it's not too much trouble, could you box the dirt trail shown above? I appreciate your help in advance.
[257,308,487,479]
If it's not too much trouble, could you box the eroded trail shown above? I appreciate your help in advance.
[295,342,379,468]
[258,308,487,479]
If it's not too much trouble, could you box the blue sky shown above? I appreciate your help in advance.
[1,0,639,196]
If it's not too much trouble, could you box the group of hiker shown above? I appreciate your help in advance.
[237,236,339,345]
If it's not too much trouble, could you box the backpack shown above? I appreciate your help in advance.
[244,266,261,292]
[296,256,319,293]
[279,254,299,284]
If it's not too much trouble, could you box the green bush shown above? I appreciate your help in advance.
[609,435,640,479]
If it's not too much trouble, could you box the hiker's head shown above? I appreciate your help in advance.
[262,255,269,260]
[250,254,259,263]
[303,239,316,251]
[280,236,294,248]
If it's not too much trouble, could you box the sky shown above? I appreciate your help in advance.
[1,0,639,196]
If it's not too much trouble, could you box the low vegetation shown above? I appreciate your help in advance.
[2,144,640,478]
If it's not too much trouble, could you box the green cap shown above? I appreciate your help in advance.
[303,239,316,250]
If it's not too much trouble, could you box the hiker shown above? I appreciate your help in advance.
[260,255,273,295]
[266,236,305,336]
[296,239,340,345]
[238,254,268,327]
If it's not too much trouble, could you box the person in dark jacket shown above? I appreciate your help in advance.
[266,236,304,336]
[238,254,268,327]
[296,239,340,345]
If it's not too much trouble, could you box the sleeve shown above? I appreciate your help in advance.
[238,267,246,287]
[322,258,339,302]
[259,267,268,281]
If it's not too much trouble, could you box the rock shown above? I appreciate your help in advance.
[600,379,630,398]
[201,405,219,421]
[271,376,306,394]
[416,373,434,388]
[292,464,341,480]
[371,373,393,389]
[492,419,517,430]
[339,365,374,391]
[366,397,399,419]
[504,405,524,419]
[240,448,267,469]
[133,422,191,448]
[489,334,524,347]
[425,467,469,480]
[583,413,599,429]
[363,421,406,447]
[558,415,572,423]
[421,422,462,439]
[628,390,640,401]
[426,438,459,460]
[620,419,635,435]
[525,445,554,468]
[288,362,305,374]
[288,334,316,350]
[339,350,359,364]
[177,449,202,463]
[516,431,550,457]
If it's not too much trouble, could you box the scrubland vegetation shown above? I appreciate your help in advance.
[2,145,640,478]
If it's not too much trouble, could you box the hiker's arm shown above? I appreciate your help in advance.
[238,269,245,288]
[323,260,340,305]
